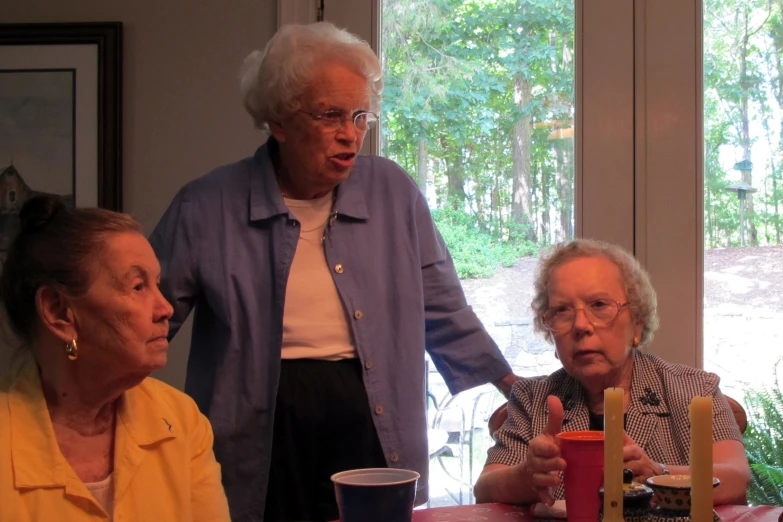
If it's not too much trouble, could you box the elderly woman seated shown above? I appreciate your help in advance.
[473,238,750,507]
[0,195,230,521]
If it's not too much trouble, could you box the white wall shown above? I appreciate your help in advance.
[1,0,278,389]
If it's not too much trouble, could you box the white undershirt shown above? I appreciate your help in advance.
[84,473,114,519]
[281,192,356,360]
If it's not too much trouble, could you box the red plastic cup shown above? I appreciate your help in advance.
[556,431,604,522]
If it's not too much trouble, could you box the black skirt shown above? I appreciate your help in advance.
[263,358,387,522]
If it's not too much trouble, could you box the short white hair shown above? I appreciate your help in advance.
[240,22,383,131]
[531,238,660,347]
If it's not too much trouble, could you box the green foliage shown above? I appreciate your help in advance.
[432,203,538,278]
[703,0,783,247]
[743,384,783,506]
[382,0,783,254]
[382,0,576,247]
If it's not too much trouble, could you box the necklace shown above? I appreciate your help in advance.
[282,190,338,243]
[299,217,330,234]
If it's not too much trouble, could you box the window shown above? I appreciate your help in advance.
[319,0,636,505]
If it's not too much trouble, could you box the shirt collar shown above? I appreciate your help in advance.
[115,378,179,447]
[8,359,176,490]
[549,349,668,433]
[249,138,369,223]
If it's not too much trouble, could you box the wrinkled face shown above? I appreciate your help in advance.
[269,62,371,195]
[546,256,643,386]
[69,232,173,381]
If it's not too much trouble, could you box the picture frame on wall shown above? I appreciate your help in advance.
[0,22,122,262]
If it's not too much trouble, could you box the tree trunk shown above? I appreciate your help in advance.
[475,173,487,230]
[771,1,783,244]
[441,138,467,210]
[739,8,758,246]
[555,138,574,241]
[541,162,550,244]
[493,135,503,235]
[706,187,714,247]
[511,73,535,242]
[775,177,781,245]
[417,139,428,193]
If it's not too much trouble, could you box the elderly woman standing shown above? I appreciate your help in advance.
[474,239,750,507]
[149,21,517,522]
[0,195,230,521]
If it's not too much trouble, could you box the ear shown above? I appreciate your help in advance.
[35,286,77,344]
[268,119,287,143]
[633,322,644,345]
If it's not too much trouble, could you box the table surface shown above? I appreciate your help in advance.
[410,503,783,522]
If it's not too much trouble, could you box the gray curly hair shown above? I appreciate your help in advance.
[531,238,659,347]
[240,22,383,132]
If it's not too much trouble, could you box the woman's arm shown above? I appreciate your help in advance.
[628,439,750,506]
[475,395,566,505]
[710,439,751,505]
[705,379,751,504]
[641,441,749,505]
[148,187,200,340]
[412,188,512,394]
[624,370,751,506]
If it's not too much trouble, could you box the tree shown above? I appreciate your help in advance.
[704,0,774,246]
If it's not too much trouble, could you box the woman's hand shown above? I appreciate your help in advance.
[524,395,567,505]
[622,432,663,481]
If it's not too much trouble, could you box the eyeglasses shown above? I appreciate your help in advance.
[542,298,630,334]
[298,109,379,132]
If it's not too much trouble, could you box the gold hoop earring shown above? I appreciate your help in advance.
[65,339,78,361]
[632,336,640,348]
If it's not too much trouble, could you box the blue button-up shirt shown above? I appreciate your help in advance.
[149,140,512,520]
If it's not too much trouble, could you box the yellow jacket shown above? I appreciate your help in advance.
[0,359,231,522]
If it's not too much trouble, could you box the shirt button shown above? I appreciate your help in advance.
[390,453,400,463]
[375,405,384,415]
[354,310,363,320]
[365,360,373,370]
[334,264,344,274]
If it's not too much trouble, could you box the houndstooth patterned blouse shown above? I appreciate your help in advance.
[485,350,743,500]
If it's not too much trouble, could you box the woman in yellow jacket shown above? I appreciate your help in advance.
[0,195,230,522]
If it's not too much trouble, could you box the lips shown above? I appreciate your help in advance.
[574,349,601,358]
[330,152,356,169]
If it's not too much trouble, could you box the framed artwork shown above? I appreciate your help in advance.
[0,22,122,261]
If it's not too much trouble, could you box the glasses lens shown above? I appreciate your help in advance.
[321,111,344,130]
[543,306,574,332]
[586,299,620,325]
[355,112,378,131]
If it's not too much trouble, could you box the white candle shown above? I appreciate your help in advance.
[603,387,624,522]
[690,396,713,522]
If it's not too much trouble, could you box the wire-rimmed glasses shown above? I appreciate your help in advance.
[542,298,630,334]
[298,108,379,133]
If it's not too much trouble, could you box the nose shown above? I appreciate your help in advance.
[154,287,174,322]
[572,307,593,333]
[335,119,358,143]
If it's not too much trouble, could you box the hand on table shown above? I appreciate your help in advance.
[622,431,663,482]
[524,395,566,506]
